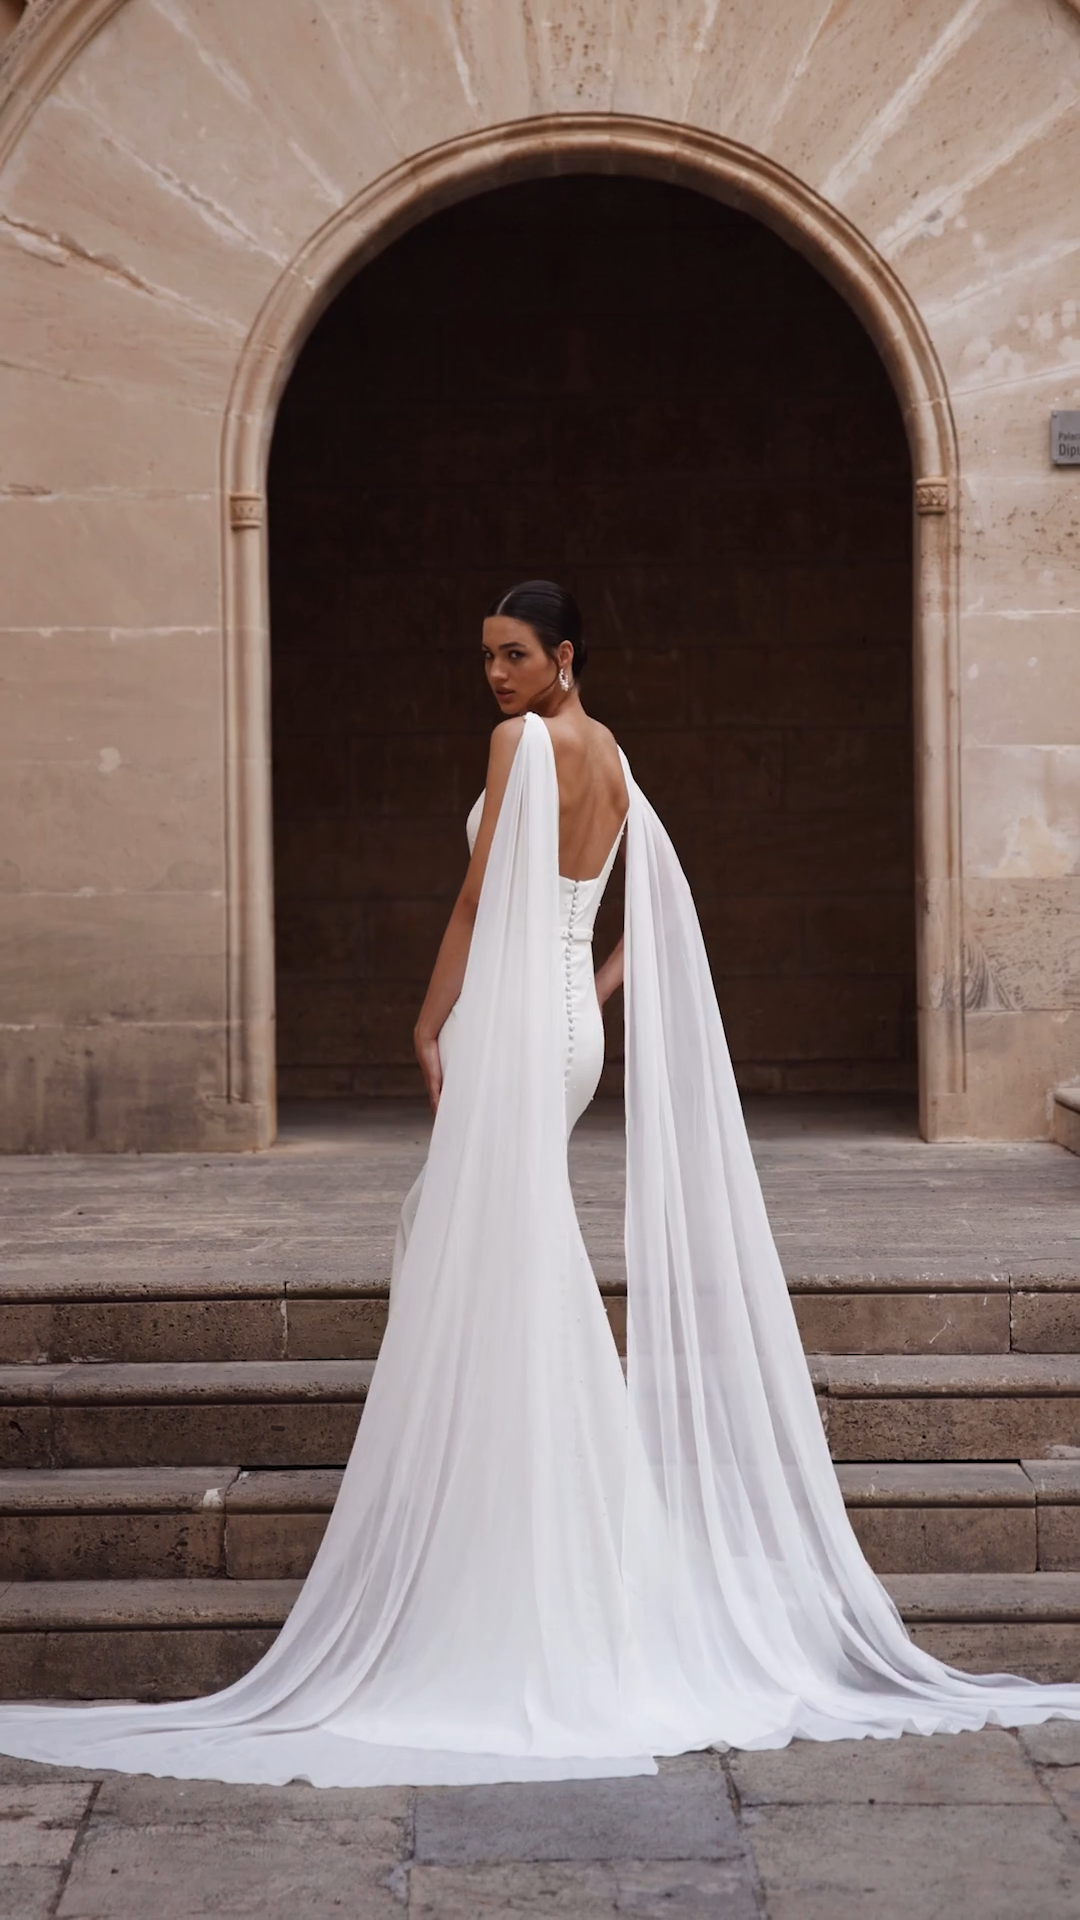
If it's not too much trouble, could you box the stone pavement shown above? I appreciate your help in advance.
[5,1092,1079,1291]
[3,1723,1080,1919]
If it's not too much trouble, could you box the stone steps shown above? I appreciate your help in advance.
[888,1573,1080,1685]
[3,1270,1078,1364]
[3,1573,1079,1700]
[0,1278,392,1366]
[816,1355,1080,1461]
[0,1578,299,1702]
[841,1462,1080,1573]
[0,1363,373,1468]
[0,1461,1077,1581]
[791,1273,1080,1356]
[5,1354,1080,1470]
[0,1468,335,1580]
[3,1248,1080,1697]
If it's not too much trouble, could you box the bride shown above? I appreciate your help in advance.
[1,578,1079,1787]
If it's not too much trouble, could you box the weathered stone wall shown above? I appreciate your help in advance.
[0,3,26,48]
[269,177,914,1098]
[1,0,1079,1145]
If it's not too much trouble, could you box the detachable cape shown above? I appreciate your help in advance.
[0,712,1077,1785]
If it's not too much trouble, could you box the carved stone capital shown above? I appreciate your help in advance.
[915,476,949,516]
[229,491,264,530]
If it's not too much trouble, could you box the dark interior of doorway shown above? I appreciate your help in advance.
[268,175,915,1102]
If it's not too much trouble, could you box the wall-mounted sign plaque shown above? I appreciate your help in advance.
[1051,411,1080,464]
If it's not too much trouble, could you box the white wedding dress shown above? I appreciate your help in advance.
[1,712,1078,1786]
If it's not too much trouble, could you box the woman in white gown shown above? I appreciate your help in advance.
[1,579,1079,1788]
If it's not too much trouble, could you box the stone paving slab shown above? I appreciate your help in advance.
[742,1802,1080,1920]
[0,1865,65,1920]
[1046,1764,1080,1835]
[1020,1720,1080,1764]
[413,1755,740,1865]
[0,1783,95,1864]
[729,1726,1046,1803]
[55,1818,404,1918]
[0,1781,96,1920]
[407,1859,761,1916]
[0,1757,113,1785]
[91,1772,412,1833]
[2,1734,1080,1916]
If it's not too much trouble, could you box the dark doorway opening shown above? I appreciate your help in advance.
[268,175,914,1101]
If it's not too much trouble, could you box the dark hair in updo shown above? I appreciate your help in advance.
[487,579,587,679]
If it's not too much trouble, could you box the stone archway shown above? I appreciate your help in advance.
[220,117,960,1145]
[266,172,918,1109]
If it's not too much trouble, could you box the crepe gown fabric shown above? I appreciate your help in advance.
[2,715,1079,1787]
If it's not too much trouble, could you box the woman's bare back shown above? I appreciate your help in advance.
[540,711,629,881]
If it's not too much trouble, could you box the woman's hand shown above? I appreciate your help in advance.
[414,1024,443,1116]
[409,721,522,1110]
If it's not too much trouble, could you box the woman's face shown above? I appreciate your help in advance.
[481,616,568,715]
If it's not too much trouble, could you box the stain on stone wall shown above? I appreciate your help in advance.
[965,879,1080,1012]
[269,176,915,1098]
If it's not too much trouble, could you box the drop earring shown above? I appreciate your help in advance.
[558,667,570,691]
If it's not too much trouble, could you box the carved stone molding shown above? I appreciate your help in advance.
[229,491,264,531]
[916,476,949,516]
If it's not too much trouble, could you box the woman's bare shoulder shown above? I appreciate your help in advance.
[579,715,625,776]
[587,717,620,753]
[544,711,619,751]
[487,716,526,761]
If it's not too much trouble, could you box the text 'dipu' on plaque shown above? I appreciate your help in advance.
[1051,411,1080,465]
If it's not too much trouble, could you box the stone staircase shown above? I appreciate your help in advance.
[2,1258,1080,1701]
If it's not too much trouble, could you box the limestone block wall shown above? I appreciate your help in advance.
[1,0,1078,1146]
[269,176,914,1098]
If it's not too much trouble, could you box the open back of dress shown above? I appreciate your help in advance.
[0,712,1078,1786]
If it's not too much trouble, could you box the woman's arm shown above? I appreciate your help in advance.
[594,936,624,1010]
[413,719,524,1112]
[593,831,626,1011]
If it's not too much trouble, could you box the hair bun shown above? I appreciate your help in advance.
[487,580,586,676]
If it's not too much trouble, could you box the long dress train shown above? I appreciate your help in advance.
[0,711,1078,1785]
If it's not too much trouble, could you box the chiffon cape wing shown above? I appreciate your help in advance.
[0,712,1077,1789]
[619,747,1080,1746]
[0,711,646,1786]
